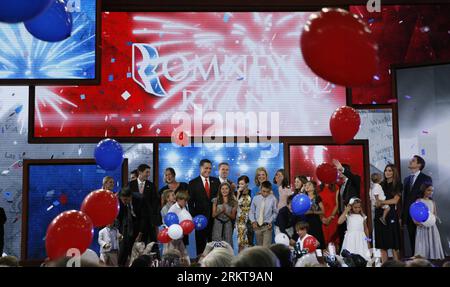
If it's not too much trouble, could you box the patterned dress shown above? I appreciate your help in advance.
[236,194,252,247]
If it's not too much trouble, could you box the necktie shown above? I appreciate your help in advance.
[205,178,210,198]
[258,198,265,226]
[139,181,144,193]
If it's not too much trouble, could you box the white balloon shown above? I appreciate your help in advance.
[178,209,193,222]
[274,233,290,247]
[168,224,184,240]
[422,213,436,228]
[81,249,99,264]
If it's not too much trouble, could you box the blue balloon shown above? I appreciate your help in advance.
[409,201,429,223]
[24,0,72,42]
[292,194,311,216]
[193,215,208,231]
[0,0,52,23]
[94,138,124,171]
[164,212,179,227]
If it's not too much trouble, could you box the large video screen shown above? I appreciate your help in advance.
[396,63,450,256]
[31,12,346,140]
[289,145,366,207]
[0,0,98,82]
[158,143,284,190]
[25,161,125,260]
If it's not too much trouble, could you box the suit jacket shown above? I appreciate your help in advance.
[338,168,361,213]
[116,197,141,239]
[0,207,6,237]
[402,172,432,222]
[188,176,220,219]
[275,206,302,241]
[129,179,162,231]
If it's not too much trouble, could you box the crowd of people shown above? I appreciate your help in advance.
[0,155,447,267]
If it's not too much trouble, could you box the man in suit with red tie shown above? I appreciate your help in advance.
[129,164,161,245]
[402,155,432,257]
[188,159,220,256]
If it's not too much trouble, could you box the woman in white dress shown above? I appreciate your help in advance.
[338,198,371,260]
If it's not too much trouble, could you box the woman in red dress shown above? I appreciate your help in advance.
[320,183,340,247]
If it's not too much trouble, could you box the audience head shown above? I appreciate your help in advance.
[419,182,433,199]
[162,189,175,206]
[232,247,279,267]
[406,258,433,267]
[442,261,450,267]
[175,190,189,208]
[270,244,293,267]
[45,256,102,267]
[0,256,19,267]
[409,155,426,171]
[119,186,132,205]
[201,241,234,261]
[199,159,212,178]
[102,176,115,191]
[130,255,152,267]
[255,167,269,186]
[201,248,234,267]
[370,173,382,184]
[161,249,185,267]
[164,167,176,184]
[295,221,309,238]
[218,162,230,180]
[294,175,308,191]
[260,181,273,197]
[381,260,407,267]
[130,169,138,181]
[273,169,289,188]
[137,164,151,181]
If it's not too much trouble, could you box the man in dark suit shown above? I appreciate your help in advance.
[0,206,6,256]
[129,164,161,245]
[188,159,220,256]
[116,187,141,266]
[218,162,236,194]
[402,155,432,257]
[333,159,361,249]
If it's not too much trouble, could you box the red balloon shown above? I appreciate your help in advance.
[45,210,94,260]
[303,236,318,253]
[157,228,171,243]
[180,220,195,235]
[301,8,378,87]
[330,106,361,144]
[316,163,338,184]
[80,189,119,227]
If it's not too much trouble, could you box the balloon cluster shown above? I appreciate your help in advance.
[410,201,435,227]
[45,189,120,260]
[0,0,72,42]
[158,213,207,243]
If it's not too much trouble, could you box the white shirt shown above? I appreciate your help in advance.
[200,175,210,187]
[219,177,227,184]
[411,170,421,187]
[98,227,121,253]
[137,178,146,193]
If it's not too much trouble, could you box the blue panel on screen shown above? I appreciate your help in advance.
[158,143,284,190]
[0,0,97,80]
[26,163,123,260]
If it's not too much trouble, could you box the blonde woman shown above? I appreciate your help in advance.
[251,167,269,198]
[102,176,115,191]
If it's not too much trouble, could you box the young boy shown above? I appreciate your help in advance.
[249,181,278,247]
[166,190,191,265]
[370,173,390,225]
[295,221,319,251]
[98,222,122,266]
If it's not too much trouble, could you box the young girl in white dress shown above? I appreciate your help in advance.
[338,198,371,260]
